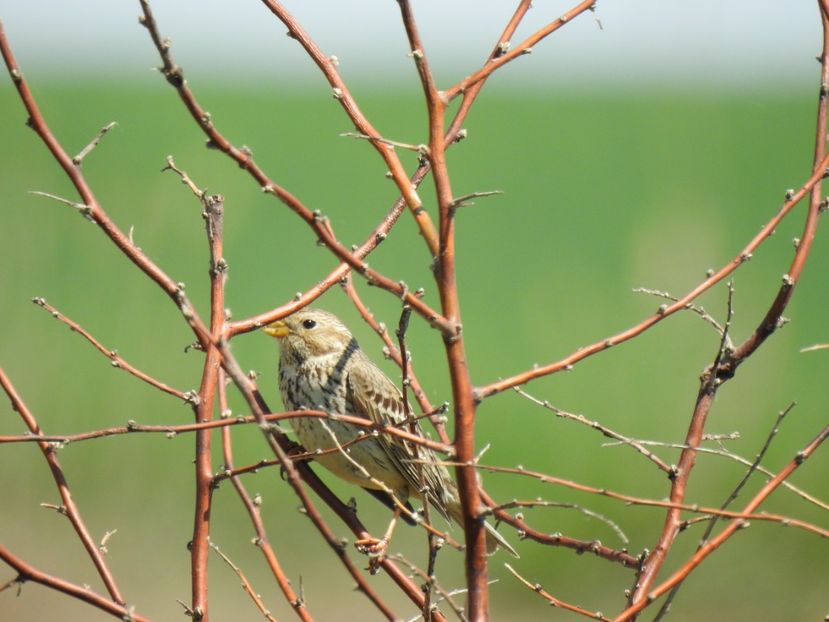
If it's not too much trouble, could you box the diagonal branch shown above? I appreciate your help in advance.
[476,149,829,400]
[217,371,315,622]
[0,18,212,349]
[0,369,125,604]
[445,0,597,101]
[257,0,440,255]
[227,0,537,340]
[614,423,829,622]
[31,297,188,402]
[137,0,451,337]
[0,544,149,622]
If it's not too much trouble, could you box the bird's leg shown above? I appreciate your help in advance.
[355,506,403,574]
[279,440,307,480]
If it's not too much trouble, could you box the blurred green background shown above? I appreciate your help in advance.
[2,44,829,622]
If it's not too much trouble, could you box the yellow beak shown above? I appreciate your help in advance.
[263,320,290,338]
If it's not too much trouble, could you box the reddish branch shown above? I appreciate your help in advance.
[0,544,150,622]
[137,1,450,337]
[257,0,440,256]
[0,369,125,604]
[31,297,188,401]
[0,19,212,350]
[628,1,829,607]
[614,423,829,622]
[217,372,315,622]
[399,8,489,616]
[476,147,829,400]
[505,563,610,621]
[390,0,495,613]
[185,192,227,621]
[445,0,598,101]
[443,461,829,539]
[0,409,453,454]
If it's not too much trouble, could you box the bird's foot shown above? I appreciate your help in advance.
[279,441,307,480]
[355,536,389,574]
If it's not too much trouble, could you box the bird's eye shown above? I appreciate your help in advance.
[302,319,317,330]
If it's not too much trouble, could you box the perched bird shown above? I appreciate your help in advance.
[264,308,516,558]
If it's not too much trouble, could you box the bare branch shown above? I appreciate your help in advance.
[31,297,189,401]
[505,563,610,621]
[209,540,279,622]
[72,121,117,166]
[615,423,829,621]
[514,387,673,475]
[0,369,125,604]
[0,544,151,622]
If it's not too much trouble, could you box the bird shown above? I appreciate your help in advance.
[263,307,516,561]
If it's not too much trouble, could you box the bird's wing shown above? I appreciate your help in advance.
[347,353,451,519]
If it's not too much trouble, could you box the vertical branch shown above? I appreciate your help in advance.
[0,369,125,605]
[651,403,797,620]
[189,193,227,621]
[396,1,489,617]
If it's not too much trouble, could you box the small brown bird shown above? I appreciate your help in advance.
[264,308,516,558]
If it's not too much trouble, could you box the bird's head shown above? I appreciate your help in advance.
[263,308,355,360]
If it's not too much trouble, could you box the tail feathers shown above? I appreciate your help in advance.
[447,502,519,558]
[484,521,519,558]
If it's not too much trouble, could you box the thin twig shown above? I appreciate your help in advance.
[514,386,673,475]
[395,554,469,622]
[632,286,730,345]
[448,190,503,210]
[208,539,279,622]
[602,438,829,513]
[31,297,189,401]
[652,403,798,620]
[0,543,151,622]
[72,121,117,166]
[340,131,427,155]
[425,460,829,539]
[505,563,610,621]
[487,499,629,545]
[615,423,829,621]
[0,369,125,604]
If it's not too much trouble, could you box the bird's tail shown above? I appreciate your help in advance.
[447,501,519,558]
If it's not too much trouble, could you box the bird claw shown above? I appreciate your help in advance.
[279,441,307,480]
[355,537,389,574]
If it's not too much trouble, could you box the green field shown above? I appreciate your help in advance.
[1,79,827,621]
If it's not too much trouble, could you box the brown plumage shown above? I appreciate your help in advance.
[264,308,516,557]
